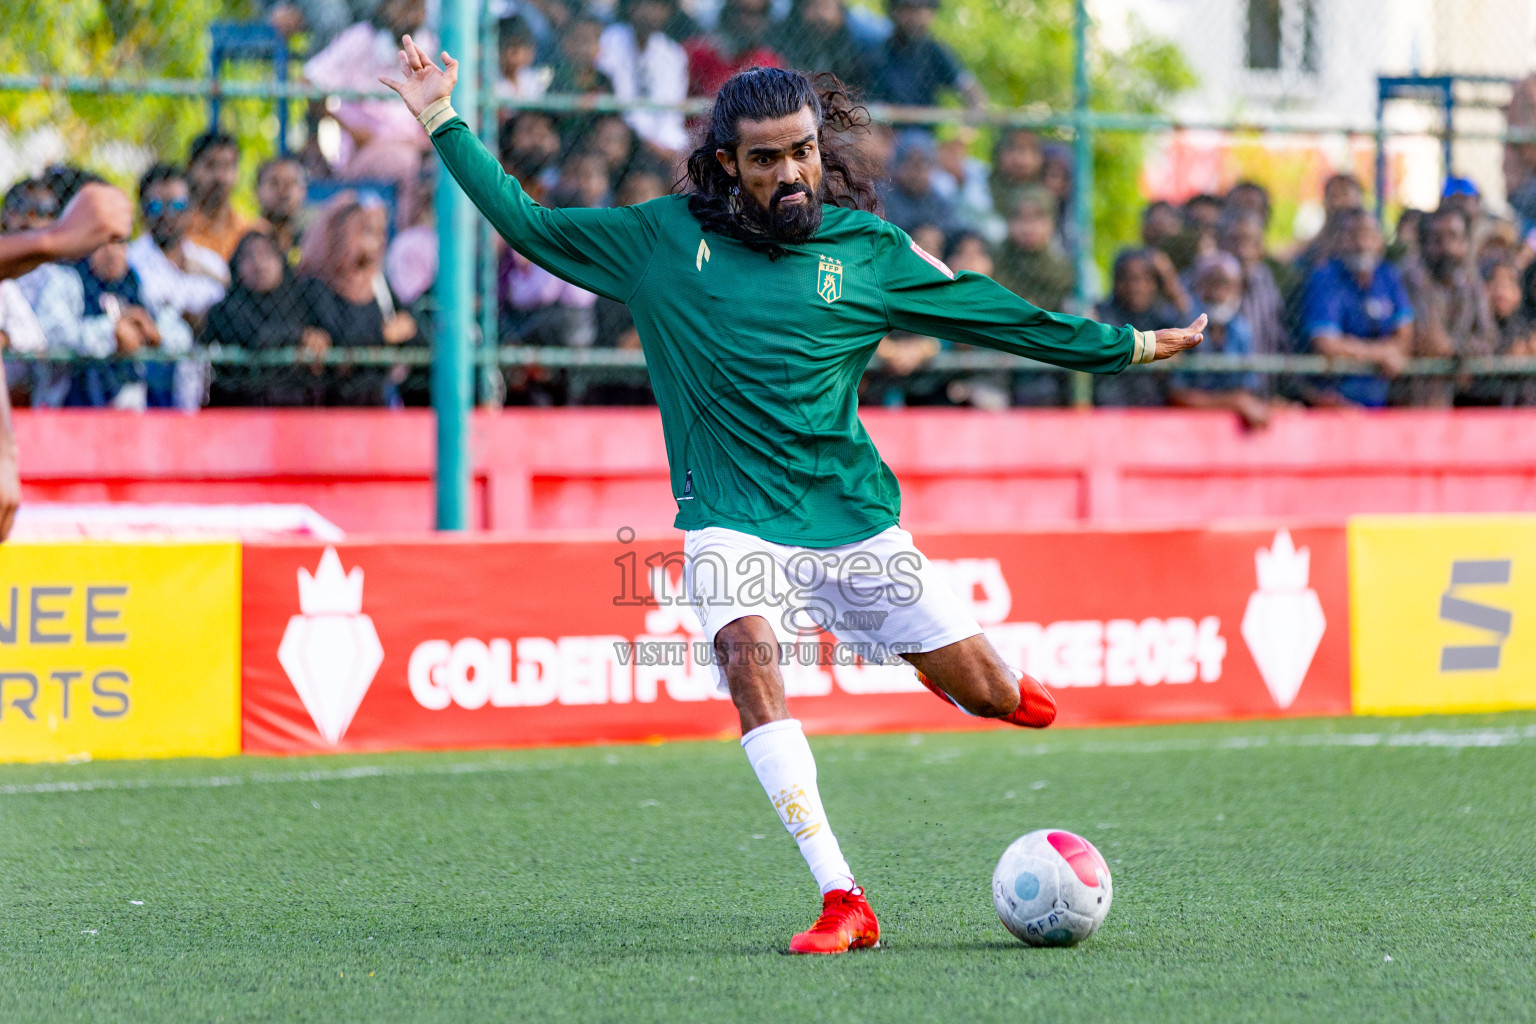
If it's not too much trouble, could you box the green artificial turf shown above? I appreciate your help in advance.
[2,712,1534,1023]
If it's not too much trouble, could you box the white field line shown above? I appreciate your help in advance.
[0,759,531,796]
[1,723,1534,798]
[1019,723,1536,756]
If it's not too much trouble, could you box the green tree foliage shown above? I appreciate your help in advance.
[0,0,262,190]
[935,0,1195,281]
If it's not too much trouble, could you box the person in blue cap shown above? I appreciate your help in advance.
[1440,176,1483,235]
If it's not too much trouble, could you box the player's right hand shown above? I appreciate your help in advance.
[45,183,132,263]
[379,34,458,119]
[1150,314,1207,361]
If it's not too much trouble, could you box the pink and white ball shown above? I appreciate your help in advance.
[992,829,1113,947]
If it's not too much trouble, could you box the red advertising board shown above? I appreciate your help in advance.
[241,525,1351,755]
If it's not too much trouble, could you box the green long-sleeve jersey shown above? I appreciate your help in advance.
[431,116,1142,547]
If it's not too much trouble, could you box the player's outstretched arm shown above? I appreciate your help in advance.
[381,35,657,304]
[873,222,1204,373]
[0,183,132,282]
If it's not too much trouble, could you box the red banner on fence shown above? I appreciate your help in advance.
[241,526,1351,755]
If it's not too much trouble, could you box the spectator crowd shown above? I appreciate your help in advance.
[3,0,1535,414]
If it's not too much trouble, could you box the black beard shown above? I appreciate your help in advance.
[150,224,182,250]
[736,183,824,247]
[1428,254,1461,281]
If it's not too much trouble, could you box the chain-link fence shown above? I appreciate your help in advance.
[4,0,1536,413]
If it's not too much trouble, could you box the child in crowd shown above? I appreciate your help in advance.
[495,15,553,101]
[993,188,1073,314]
[1167,252,1273,430]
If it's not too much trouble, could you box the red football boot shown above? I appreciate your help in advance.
[788,886,881,955]
[1000,671,1057,729]
[918,671,1057,729]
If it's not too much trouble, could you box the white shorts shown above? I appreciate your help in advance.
[681,525,984,694]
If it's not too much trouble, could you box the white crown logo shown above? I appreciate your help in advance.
[297,547,365,615]
[1254,529,1310,592]
[1241,530,1326,710]
[278,547,384,745]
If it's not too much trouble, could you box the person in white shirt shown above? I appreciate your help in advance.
[596,0,691,157]
[0,275,47,389]
[125,164,229,324]
[121,165,225,411]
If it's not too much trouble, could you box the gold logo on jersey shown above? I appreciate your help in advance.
[817,255,843,303]
[696,238,711,271]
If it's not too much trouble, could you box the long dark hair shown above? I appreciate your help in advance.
[683,67,878,258]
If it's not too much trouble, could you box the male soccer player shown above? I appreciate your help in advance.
[0,181,133,541]
[383,42,1204,954]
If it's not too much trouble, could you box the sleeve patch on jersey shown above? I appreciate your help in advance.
[910,241,955,279]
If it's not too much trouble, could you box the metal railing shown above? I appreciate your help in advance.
[13,349,1536,377]
[7,0,1536,517]
[10,72,1536,143]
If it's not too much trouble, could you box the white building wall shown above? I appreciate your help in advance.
[1092,0,1536,210]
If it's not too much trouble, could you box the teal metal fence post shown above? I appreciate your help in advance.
[1070,0,1095,408]
[433,0,478,529]
[478,18,500,406]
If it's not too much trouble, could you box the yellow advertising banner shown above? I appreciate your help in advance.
[1350,515,1536,714]
[0,541,240,762]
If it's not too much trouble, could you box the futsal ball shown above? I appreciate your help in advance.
[992,829,1113,947]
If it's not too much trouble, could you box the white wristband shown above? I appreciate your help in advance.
[1132,329,1157,364]
[417,97,457,134]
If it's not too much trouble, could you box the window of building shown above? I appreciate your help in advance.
[1246,0,1318,75]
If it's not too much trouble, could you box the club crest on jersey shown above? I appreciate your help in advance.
[817,255,843,303]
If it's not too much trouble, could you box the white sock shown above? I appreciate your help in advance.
[741,719,855,895]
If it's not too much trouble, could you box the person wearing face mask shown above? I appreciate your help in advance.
[1401,206,1497,407]
[1216,208,1288,357]
[1167,252,1273,429]
[1298,208,1414,407]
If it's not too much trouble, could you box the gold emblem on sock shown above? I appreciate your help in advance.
[773,785,811,827]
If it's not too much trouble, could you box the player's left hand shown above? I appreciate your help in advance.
[1150,314,1207,361]
[379,34,458,119]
